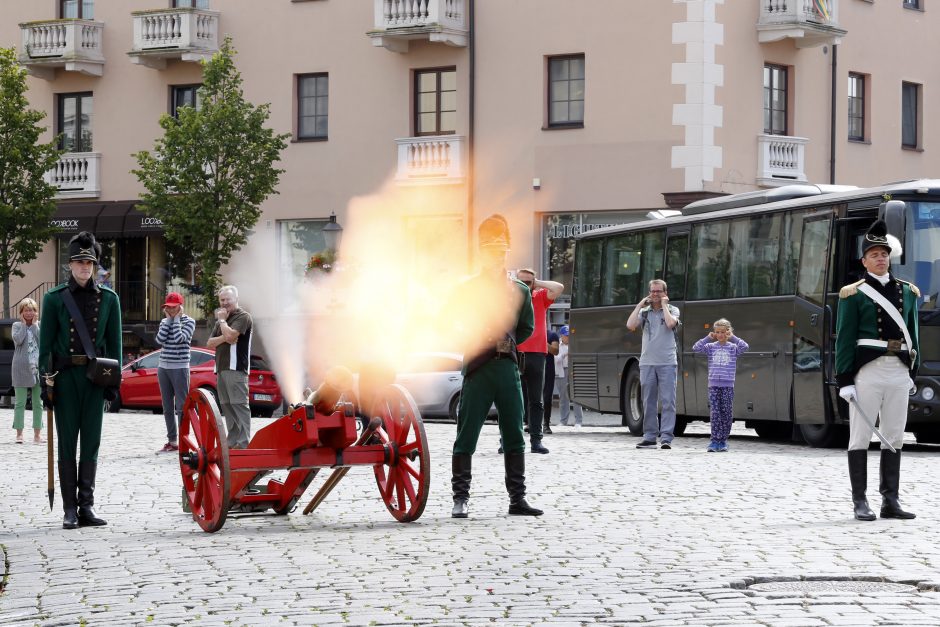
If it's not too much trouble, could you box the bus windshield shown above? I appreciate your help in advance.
[895,202,940,318]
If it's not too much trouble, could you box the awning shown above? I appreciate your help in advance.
[95,202,134,238]
[51,203,102,237]
[123,206,166,237]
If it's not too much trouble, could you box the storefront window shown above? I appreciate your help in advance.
[278,219,331,307]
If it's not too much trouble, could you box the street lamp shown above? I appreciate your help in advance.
[322,212,343,253]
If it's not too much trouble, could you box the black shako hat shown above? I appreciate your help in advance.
[478,214,511,251]
[861,219,902,258]
[68,231,101,263]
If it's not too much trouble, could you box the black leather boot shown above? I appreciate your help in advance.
[59,460,78,529]
[451,453,471,518]
[847,450,875,521]
[879,449,915,519]
[504,452,543,516]
[77,461,107,527]
[530,440,549,454]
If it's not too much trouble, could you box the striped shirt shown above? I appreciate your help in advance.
[692,335,749,388]
[155,314,196,369]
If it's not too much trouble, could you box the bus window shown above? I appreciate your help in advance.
[796,217,831,304]
[573,237,603,307]
[664,233,689,300]
[641,230,665,294]
[729,214,781,297]
[778,212,803,295]
[604,233,642,305]
[689,220,730,300]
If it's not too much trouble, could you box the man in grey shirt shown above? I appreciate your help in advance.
[625,279,680,449]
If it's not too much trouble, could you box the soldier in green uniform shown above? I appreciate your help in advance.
[836,219,919,522]
[450,214,543,518]
[40,232,122,529]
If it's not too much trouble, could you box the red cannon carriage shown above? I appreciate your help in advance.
[177,367,431,532]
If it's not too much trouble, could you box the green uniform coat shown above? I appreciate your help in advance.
[39,280,122,462]
[453,276,534,455]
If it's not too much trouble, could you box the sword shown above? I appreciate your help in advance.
[848,397,897,453]
[44,371,58,510]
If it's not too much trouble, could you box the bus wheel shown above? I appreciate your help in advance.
[621,365,643,435]
[914,427,940,445]
[673,418,688,437]
[799,423,849,448]
[752,421,792,441]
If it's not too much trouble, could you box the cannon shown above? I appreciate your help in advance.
[177,366,430,532]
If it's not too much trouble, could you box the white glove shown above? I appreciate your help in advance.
[839,385,857,402]
[910,378,917,394]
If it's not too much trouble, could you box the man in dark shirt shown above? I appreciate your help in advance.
[207,285,253,449]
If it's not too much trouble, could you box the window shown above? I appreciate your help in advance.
[689,221,730,300]
[601,231,665,306]
[191,351,214,367]
[902,81,921,149]
[548,55,585,127]
[777,212,804,295]
[664,233,689,301]
[170,84,201,118]
[60,0,93,18]
[572,238,603,308]
[277,218,333,305]
[173,0,209,7]
[763,64,788,135]
[57,93,93,152]
[796,218,831,304]
[847,73,865,141]
[414,68,456,136]
[903,0,920,9]
[297,73,328,140]
[728,214,781,298]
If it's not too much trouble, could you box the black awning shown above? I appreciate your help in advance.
[95,202,135,238]
[51,202,103,237]
[123,206,165,237]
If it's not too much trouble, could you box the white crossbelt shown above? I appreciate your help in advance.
[856,283,916,369]
[856,339,908,350]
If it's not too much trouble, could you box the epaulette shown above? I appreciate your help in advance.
[898,279,921,298]
[839,279,865,299]
[98,284,117,295]
[46,283,67,294]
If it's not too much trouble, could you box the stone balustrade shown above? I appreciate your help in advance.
[757,0,845,47]
[130,8,219,68]
[45,153,101,199]
[757,135,808,187]
[18,19,104,78]
[395,135,465,184]
[369,0,468,51]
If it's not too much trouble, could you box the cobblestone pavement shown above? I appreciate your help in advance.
[1,405,939,626]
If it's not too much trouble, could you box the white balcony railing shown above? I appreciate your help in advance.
[18,19,104,79]
[45,153,101,199]
[129,8,219,69]
[395,135,465,185]
[369,0,468,52]
[757,135,808,187]
[757,0,846,47]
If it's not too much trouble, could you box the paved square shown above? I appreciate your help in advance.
[1,407,939,625]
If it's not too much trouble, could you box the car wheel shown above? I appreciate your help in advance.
[448,394,460,424]
[621,363,643,435]
[105,393,121,413]
[799,423,849,448]
[255,407,275,418]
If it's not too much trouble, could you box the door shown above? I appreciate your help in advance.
[792,213,833,424]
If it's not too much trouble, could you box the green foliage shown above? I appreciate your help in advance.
[0,47,62,313]
[133,37,288,319]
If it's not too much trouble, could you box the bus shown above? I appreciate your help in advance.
[568,180,940,447]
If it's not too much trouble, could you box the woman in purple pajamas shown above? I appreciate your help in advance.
[692,319,748,452]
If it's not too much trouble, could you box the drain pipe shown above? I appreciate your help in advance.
[466,0,476,269]
[829,43,837,184]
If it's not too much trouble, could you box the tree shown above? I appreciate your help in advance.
[133,37,288,319]
[0,47,62,315]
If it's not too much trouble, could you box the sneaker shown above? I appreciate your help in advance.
[543,425,553,434]
[660,442,671,450]
[706,440,718,452]
[718,442,729,452]
[636,440,657,449]
[574,424,582,429]
[157,442,178,454]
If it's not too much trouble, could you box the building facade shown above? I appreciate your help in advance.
[2,0,938,340]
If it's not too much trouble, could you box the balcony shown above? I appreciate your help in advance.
[757,135,808,187]
[45,153,101,199]
[395,135,465,185]
[368,0,468,53]
[18,19,104,80]
[757,0,846,47]
[128,8,219,69]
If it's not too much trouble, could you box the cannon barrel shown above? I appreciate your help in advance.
[305,366,354,414]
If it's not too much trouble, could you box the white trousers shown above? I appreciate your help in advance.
[848,356,910,451]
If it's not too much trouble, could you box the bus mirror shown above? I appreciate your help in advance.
[879,200,907,247]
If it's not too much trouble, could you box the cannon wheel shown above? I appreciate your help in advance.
[179,388,231,533]
[370,384,430,522]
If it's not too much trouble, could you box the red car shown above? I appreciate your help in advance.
[107,347,283,417]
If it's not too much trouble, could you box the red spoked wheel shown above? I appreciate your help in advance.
[370,384,430,522]
[179,388,231,533]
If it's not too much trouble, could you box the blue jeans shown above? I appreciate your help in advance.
[640,364,677,443]
[158,367,190,443]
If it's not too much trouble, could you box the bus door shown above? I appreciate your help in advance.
[792,213,834,424]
